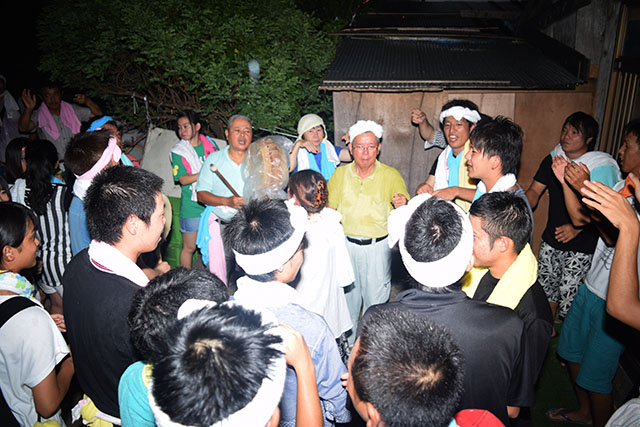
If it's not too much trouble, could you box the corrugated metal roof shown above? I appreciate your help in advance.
[320,36,585,91]
[347,1,524,31]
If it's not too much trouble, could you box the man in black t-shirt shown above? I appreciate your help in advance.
[525,112,620,322]
[360,194,533,425]
[63,166,169,422]
[464,192,553,381]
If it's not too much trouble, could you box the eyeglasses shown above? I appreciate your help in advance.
[352,145,378,152]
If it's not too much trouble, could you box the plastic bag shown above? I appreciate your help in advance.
[242,135,291,200]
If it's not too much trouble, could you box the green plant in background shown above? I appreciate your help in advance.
[37,0,337,137]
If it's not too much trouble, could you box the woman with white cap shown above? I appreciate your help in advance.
[288,114,351,181]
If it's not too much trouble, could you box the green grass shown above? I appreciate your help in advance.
[532,323,580,426]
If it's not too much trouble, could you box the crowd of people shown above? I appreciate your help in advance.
[1,79,640,427]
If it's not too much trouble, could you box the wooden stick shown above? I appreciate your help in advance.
[210,164,240,197]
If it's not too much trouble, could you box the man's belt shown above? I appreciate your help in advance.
[346,235,388,246]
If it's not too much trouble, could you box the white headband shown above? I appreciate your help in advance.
[439,106,481,124]
[349,120,383,144]
[388,193,473,288]
[149,301,288,427]
[233,199,307,275]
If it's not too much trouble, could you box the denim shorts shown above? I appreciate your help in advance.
[180,216,200,234]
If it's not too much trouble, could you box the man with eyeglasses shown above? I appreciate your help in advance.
[327,120,409,345]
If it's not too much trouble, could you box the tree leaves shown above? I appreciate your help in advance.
[37,0,336,136]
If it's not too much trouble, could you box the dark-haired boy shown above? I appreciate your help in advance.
[118,267,229,426]
[224,198,350,426]
[464,192,553,382]
[414,99,481,211]
[525,112,620,323]
[63,166,169,424]
[545,119,639,427]
[348,308,504,427]
[362,194,532,424]
[149,303,287,427]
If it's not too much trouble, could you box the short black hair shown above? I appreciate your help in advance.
[0,202,38,267]
[128,267,229,362]
[38,80,62,95]
[352,308,464,427]
[84,165,163,245]
[623,118,640,143]
[563,112,599,151]
[469,116,523,176]
[151,304,283,426]
[223,198,295,282]
[470,192,531,254]
[64,129,112,175]
[405,197,462,263]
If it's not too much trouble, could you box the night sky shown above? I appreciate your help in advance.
[2,1,48,97]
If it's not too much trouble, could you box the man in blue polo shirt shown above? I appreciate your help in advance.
[196,115,252,282]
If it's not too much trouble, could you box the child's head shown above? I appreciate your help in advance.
[64,129,113,176]
[288,169,328,214]
[149,303,286,427]
[175,110,202,143]
[128,267,229,362]
[224,198,306,283]
[0,175,10,202]
[86,115,123,148]
[468,116,523,177]
[0,202,39,272]
[24,140,59,215]
[4,137,29,184]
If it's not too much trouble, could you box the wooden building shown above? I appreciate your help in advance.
[320,0,639,253]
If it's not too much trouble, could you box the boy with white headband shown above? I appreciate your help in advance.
[465,116,534,238]
[64,129,122,255]
[224,198,350,427]
[148,302,313,427]
[360,193,533,425]
[414,99,481,211]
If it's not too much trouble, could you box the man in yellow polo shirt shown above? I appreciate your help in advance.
[328,120,409,345]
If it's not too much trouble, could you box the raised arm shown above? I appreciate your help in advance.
[18,89,37,133]
[411,109,435,142]
[73,94,103,118]
[581,178,640,329]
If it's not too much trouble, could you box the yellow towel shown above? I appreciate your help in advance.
[462,243,538,310]
[142,363,152,388]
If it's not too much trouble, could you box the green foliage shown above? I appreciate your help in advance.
[37,0,337,136]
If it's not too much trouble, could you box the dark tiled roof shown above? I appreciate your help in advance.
[320,36,586,91]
